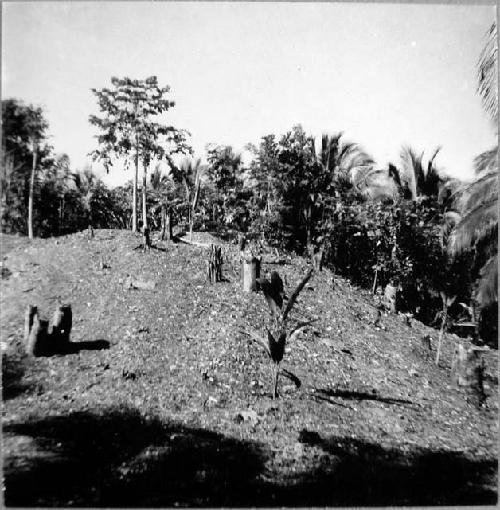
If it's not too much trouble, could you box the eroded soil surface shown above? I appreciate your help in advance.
[1,230,498,507]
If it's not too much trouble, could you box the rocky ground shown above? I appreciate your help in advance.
[1,229,498,507]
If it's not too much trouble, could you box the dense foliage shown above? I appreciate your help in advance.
[89,76,191,231]
[2,34,497,344]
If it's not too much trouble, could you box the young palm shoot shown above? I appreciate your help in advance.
[250,268,314,398]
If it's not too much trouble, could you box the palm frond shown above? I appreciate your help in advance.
[441,211,461,249]
[427,146,442,170]
[400,145,422,200]
[476,254,498,307]
[477,22,498,124]
[473,146,498,176]
[449,197,498,255]
[388,163,403,190]
[458,170,498,213]
[355,168,400,202]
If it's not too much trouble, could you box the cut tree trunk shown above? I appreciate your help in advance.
[451,343,487,406]
[241,256,261,292]
[160,205,173,242]
[207,244,223,283]
[24,305,38,347]
[26,314,50,356]
[312,245,324,272]
[48,304,72,349]
[383,284,397,313]
[421,334,433,351]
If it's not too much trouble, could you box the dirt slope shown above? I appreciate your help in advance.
[1,230,498,507]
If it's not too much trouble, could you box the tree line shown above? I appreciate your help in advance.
[1,23,497,345]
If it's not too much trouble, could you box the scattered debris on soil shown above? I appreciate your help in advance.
[1,230,497,506]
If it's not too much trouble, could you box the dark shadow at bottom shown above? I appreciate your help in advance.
[3,407,497,507]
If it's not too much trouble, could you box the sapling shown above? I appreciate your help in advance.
[249,268,314,398]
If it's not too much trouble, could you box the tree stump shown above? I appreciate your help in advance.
[421,334,433,351]
[207,244,223,283]
[160,205,173,242]
[24,305,38,347]
[26,314,50,356]
[312,245,324,272]
[451,343,487,406]
[241,256,261,292]
[383,284,397,313]
[48,304,72,350]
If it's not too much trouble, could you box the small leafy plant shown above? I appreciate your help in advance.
[248,268,315,398]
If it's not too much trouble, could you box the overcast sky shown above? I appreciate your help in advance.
[2,1,497,187]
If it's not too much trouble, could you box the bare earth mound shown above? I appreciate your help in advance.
[1,230,497,507]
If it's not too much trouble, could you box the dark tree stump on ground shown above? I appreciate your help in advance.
[421,334,433,351]
[48,304,72,349]
[160,205,173,242]
[241,256,261,292]
[207,244,223,283]
[451,343,487,407]
[26,314,50,356]
[25,303,73,356]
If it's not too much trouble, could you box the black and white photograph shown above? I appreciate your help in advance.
[1,1,498,507]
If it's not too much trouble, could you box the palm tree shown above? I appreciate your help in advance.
[149,163,176,239]
[316,132,409,203]
[353,165,401,202]
[316,133,375,192]
[72,166,101,226]
[150,164,169,193]
[449,21,498,309]
[391,145,445,201]
[450,150,498,307]
[169,157,205,238]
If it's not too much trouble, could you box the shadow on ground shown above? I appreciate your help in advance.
[293,432,498,507]
[61,339,110,354]
[313,387,413,405]
[2,353,38,400]
[3,407,497,507]
[3,406,266,507]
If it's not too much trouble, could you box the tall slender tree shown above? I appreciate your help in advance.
[2,99,49,239]
[89,76,190,232]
